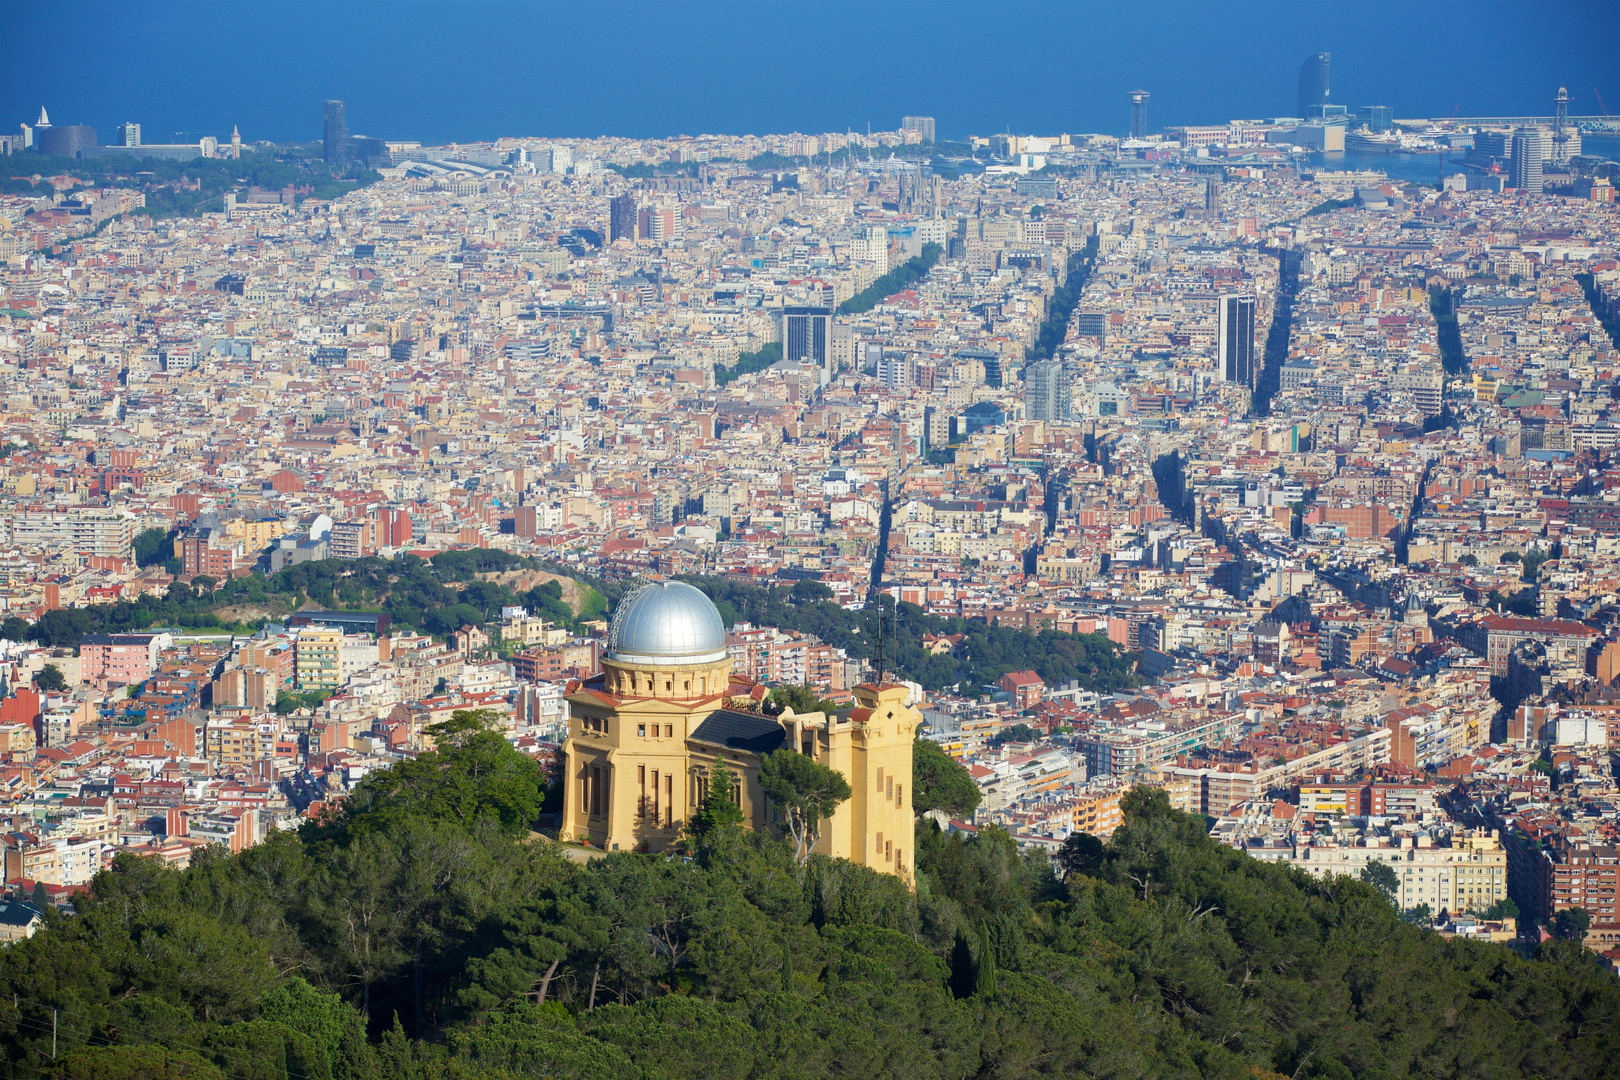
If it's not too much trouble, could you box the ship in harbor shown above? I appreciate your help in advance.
[1345,130,1401,152]
[1345,127,1446,153]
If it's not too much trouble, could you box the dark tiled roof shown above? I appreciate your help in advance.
[689,710,786,756]
[0,902,41,927]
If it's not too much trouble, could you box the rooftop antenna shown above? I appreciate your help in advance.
[871,589,889,685]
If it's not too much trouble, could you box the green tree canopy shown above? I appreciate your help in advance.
[1553,906,1591,941]
[33,663,66,692]
[311,709,542,843]
[687,761,745,848]
[1360,860,1399,902]
[0,783,1615,1077]
[133,526,172,568]
[757,750,851,863]
[911,738,981,820]
[766,684,837,715]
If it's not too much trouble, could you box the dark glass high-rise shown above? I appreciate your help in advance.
[323,99,348,164]
[1296,53,1330,120]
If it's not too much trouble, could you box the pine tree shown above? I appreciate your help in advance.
[690,761,745,841]
[974,923,997,997]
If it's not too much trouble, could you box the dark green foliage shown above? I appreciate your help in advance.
[1361,860,1400,902]
[973,923,997,996]
[1250,247,1300,417]
[789,579,835,603]
[133,527,172,569]
[308,711,543,844]
[33,663,66,692]
[1053,830,1106,879]
[1483,897,1519,921]
[274,689,331,716]
[687,761,745,845]
[1431,286,1470,375]
[19,552,583,649]
[911,738,981,820]
[1520,548,1552,584]
[757,751,852,863]
[1,761,1615,1080]
[1027,242,1098,363]
[837,243,943,314]
[766,684,837,715]
[1304,197,1356,216]
[683,577,1144,693]
[0,150,379,220]
[1577,273,1620,350]
[1552,906,1591,941]
[988,722,1037,745]
[714,342,782,386]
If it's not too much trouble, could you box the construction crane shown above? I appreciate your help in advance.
[1596,88,1610,118]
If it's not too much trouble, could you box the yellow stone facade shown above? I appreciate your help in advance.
[562,649,918,883]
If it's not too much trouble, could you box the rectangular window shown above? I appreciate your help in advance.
[639,765,647,819]
[875,767,884,793]
[665,774,674,827]
[638,724,646,737]
[885,840,892,863]
[895,784,903,807]
[666,724,674,739]
[601,765,609,815]
[896,848,903,870]
[590,766,601,817]
[875,831,883,858]
[886,776,894,800]
[581,766,591,813]
[651,770,660,824]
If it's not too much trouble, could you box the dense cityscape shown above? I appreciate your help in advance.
[2,26,1620,1080]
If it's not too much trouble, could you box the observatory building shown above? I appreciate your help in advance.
[561,581,918,880]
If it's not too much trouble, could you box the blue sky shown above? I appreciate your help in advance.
[4,1,1617,146]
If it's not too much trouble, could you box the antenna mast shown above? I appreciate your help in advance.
[871,590,888,685]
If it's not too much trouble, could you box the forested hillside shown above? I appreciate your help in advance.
[6,559,1133,697]
[10,551,602,649]
[1,721,1614,1080]
[686,577,1143,694]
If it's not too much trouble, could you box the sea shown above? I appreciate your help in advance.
[1304,134,1620,187]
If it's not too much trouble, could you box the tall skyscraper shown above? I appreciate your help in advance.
[1552,87,1571,164]
[782,307,832,367]
[1205,174,1222,219]
[322,100,347,164]
[901,116,936,143]
[1296,53,1331,120]
[609,194,637,242]
[1129,91,1149,139]
[117,122,140,147]
[1218,295,1257,387]
[1024,359,1071,421]
[1510,128,1544,194]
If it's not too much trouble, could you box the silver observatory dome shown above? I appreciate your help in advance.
[604,581,729,666]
